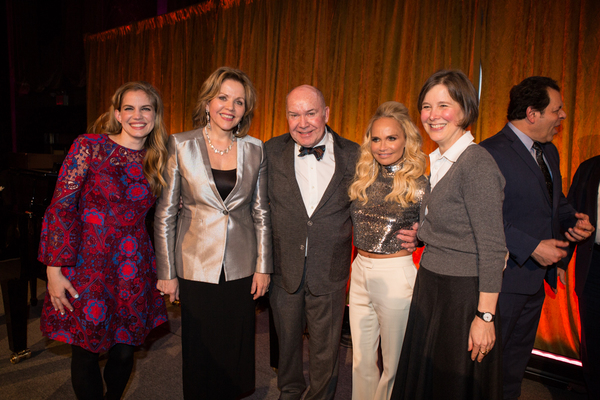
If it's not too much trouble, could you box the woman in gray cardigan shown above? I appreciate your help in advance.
[391,70,506,400]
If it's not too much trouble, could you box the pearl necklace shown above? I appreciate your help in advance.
[204,126,236,155]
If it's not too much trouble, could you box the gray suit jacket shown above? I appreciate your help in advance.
[265,127,360,295]
[154,128,272,283]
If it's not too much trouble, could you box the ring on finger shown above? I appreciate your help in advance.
[479,349,488,355]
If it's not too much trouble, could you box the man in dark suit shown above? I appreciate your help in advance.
[480,76,594,400]
[265,85,360,400]
[567,155,600,400]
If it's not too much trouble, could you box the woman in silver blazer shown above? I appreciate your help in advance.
[154,67,272,399]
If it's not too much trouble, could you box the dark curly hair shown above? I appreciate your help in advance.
[507,76,560,121]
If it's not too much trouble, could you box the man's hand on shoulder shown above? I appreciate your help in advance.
[565,212,595,242]
[531,239,569,266]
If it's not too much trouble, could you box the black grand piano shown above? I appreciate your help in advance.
[0,154,63,363]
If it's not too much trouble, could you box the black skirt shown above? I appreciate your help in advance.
[178,270,256,400]
[390,266,502,400]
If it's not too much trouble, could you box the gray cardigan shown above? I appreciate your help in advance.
[418,144,506,293]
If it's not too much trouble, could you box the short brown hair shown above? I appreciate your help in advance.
[417,70,478,129]
[192,67,257,137]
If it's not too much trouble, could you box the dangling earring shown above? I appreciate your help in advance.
[205,108,211,129]
[235,123,241,137]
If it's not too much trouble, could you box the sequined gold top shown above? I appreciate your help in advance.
[350,165,428,254]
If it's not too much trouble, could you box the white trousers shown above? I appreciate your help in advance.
[349,254,416,400]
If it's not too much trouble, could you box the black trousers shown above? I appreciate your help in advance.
[499,283,545,400]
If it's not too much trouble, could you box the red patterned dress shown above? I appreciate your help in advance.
[39,134,168,353]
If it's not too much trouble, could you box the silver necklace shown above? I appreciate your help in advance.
[381,157,405,178]
[204,126,236,155]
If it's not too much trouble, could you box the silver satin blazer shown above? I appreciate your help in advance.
[154,128,272,283]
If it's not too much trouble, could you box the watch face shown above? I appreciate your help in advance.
[483,313,493,322]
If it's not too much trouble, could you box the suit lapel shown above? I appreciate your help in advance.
[280,136,307,214]
[504,126,552,206]
[224,138,244,205]
[313,131,347,215]
[196,130,227,207]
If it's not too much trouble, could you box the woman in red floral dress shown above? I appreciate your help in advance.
[38,81,169,400]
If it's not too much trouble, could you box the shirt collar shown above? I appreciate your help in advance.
[508,122,535,152]
[429,131,475,164]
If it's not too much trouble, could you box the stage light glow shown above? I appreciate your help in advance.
[531,349,583,367]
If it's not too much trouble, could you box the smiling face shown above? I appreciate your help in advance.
[286,85,330,148]
[370,117,406,166]
[206,79,246,135]
[114,90,156,147]
[420,84,466,153]
[530,88,567,143]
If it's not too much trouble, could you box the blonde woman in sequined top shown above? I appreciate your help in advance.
[348,101,428,400]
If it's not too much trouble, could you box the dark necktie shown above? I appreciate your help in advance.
[532,142,553,206]
[298,145,326,161]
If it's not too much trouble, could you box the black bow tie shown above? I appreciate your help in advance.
[298,145,326,161]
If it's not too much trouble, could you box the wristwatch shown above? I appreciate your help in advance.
[475,310,495,322]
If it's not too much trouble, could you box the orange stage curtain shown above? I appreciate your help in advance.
[84,0,480,146]
[84,0,600,359]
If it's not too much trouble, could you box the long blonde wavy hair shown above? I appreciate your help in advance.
[89,81,169,197]
[348,101,427,207]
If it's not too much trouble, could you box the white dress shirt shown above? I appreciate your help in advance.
[429,131,475,190]
[294,129,335,217]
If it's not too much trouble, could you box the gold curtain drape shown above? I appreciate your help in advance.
[85,0,481,147]
[85,0,600,359]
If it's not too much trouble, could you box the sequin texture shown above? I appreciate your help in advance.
[350,165,427,254]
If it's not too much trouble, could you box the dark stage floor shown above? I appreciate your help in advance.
[0,280,589,399]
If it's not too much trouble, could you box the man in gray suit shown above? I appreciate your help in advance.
[266,85,359,400]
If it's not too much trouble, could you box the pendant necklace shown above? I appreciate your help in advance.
[204,126,236,155]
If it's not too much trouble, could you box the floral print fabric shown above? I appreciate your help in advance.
[39,134,167,352]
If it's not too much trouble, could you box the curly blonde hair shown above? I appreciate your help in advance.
[348,101,427,207]
[89,81,169,197]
